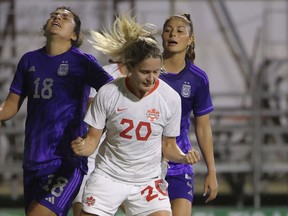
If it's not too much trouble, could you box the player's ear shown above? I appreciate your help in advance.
[71,32,77,42]
[188,34,194,46]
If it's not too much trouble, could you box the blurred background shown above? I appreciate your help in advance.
[0,0,287,215]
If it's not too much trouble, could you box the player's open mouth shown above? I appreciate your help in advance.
[167,40,177,45]
[52,22,61,27]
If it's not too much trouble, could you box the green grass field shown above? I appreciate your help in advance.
[1,207,288,216]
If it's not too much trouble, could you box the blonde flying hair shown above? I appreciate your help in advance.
[89,14,162,73]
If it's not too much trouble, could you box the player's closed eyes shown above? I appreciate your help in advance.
[50,13,72,20]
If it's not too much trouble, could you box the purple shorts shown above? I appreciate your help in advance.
[24,163,84,216]
[165,173,194,203]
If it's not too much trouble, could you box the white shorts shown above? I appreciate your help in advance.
[73,131,105,203]
[73,152,96,203]
[82,173,171,216]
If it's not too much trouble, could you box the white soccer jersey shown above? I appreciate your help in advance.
[84,77,181,184]
[89,63,123,98]
[103,63,124,78]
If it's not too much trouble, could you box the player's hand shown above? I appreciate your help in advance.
[71,137,85,156]
[203,172,218,203]
[184,148,201,164]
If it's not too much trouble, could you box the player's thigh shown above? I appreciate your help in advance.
[171,198,191,216]
[148,210,172,216]
[27,200,57,216]
[72,202,82,216]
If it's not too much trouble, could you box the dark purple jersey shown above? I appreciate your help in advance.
[10,46,113,172]
[160,59,213,175]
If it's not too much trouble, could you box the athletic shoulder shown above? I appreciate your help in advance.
[103,64,118,72]
[97,77,123,95]
[20,47,44,59]
[69,47,98,62]
[158,79,181,102]
[188,62,210,84]
[103,63,124,79]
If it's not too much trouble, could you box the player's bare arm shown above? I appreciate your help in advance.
[71,127,103,157]
[0,106,2,127]
[0,92,25,122]
[162,136,201,164]
[195,114,218,202]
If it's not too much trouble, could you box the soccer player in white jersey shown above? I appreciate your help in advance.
[71,14,201,216]
[72,62,124,216]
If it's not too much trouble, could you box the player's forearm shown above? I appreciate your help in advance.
[0,101,16,121]
[0,105,3,121]
[162,136,192,164]
[195,114,217,172]
[162,135,201,164]
[80,126,103,156]
[71,135,99,157]
[163,146,186,164]
[163,144,201,164]
[82,135,99,156]
[0,106,3,126]
[202,149,216,173]
[0,93,23,121]
[202,146,216,173]
[196,127,216,173]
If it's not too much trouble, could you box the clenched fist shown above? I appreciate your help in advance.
[184,148,201,164]
[71,137,85,156]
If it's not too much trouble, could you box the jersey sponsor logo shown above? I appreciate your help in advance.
[28,65,35,72]
[146,108,159,122]
[85,196,96,207]
[45,196,55,204]
[57,61,69,76]
[117,107,127,112]
[181,82,191,98]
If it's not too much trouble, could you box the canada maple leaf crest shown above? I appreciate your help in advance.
[146,108,160,122]
[85,196,96,207]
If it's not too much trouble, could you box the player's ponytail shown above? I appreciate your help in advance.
[89,13,162,71]
[182,14,195,63]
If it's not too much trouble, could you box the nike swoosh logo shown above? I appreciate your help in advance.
[117,108,127,112]
[158,197,166,201]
